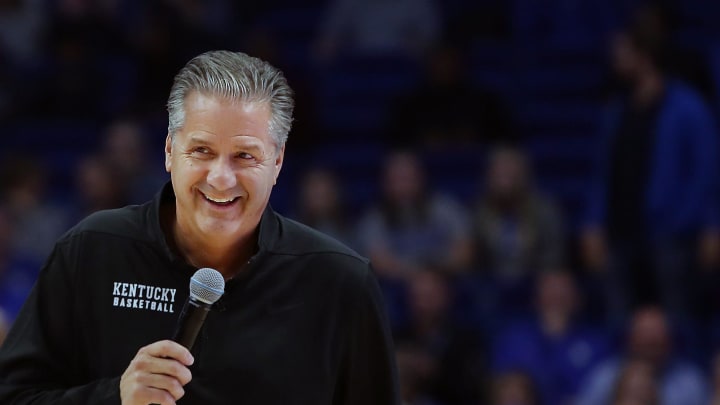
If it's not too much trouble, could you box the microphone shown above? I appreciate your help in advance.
[172,268,225,349]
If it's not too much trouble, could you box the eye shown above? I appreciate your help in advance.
[237,152,254,160]
[189,146,213,159]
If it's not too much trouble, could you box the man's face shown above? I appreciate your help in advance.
[628,308,670,365]
[611,33,643,83]
[165,91,284,243]
[537,272,577,317]
[301,171,338,215]
[383,153,423,205]
[487,150,527,200]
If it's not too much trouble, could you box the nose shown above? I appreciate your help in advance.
[206,156,237,191]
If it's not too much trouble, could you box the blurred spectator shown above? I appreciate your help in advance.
[293,168,353,246]
[0,0,46,65]
[394,269,486,405]
[396,343,444,405]
[314,0,442,62]
[443,1,511,46]
[0,156,70,260]
[0,205,42,322]
[71,154,128,222]
[30,0,121,119]
[489,370,541,405]
[492,270,609,405]
[610,3,715,103]
[610,358,660,405]
[125,2,190,115]
[581,4,720,323]
[240,26,322,150]
[100,119,167,204]
[0,307,8,346]
[387,44,514,148]
[512,0,617,47]
[576,306,708,405]
[472,146,564,304]
[163,0,236,45]
[709,351,720,405]
[356,150,472,280]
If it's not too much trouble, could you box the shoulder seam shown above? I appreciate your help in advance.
[58,229,153,246]
[264,249,369,264]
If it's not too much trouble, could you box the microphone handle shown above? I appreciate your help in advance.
[172,297,211,349]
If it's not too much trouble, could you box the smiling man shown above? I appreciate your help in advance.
[0,51,399,405]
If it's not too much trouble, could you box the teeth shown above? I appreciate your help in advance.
[203,194,237,203]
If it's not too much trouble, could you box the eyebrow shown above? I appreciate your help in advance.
[187,135,266,152]
[186,134,212,145]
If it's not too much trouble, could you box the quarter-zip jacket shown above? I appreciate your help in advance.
[0,183,399,404]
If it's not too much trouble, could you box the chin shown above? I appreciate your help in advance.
[196,218,242,236]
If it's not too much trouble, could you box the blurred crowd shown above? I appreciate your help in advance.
[2,0,720,404]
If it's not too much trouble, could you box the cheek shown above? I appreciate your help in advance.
[245,171,275,197]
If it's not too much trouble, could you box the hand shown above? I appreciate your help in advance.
[581,228,608,272]
[120,340,194,405]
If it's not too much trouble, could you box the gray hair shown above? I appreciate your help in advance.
[167,50,294,146]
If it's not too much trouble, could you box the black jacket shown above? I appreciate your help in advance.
[0,184,399,404]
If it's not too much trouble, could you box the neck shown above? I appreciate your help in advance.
[175,225,257,279]
[414,314,443,338]
[540,311,570,337]
[633,68,664,107]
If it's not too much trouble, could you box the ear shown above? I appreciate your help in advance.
[273,144,285,184]
[164,133,173,173]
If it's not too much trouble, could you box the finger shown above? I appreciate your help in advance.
[142,386,177,405]
[131,355,192,386]
[138,373,186,400]
[138,340,194,366]
[121,383,176,405]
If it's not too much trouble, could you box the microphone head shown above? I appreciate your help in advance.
[189,268,225,305]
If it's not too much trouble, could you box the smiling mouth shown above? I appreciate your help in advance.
[202,193,240,206]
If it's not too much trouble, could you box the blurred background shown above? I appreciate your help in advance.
[2,0,720,404]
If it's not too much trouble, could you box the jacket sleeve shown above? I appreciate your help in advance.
[676,91,720,231]
[0,242,121,404]
[333,267,400,405]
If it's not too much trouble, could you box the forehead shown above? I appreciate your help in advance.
[179,91,272,144]
[632,311,666,331]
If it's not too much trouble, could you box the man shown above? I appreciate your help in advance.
[492,271,608,405]
[0,50,399,404]
[576,306,708,405]
[581,5,720,324]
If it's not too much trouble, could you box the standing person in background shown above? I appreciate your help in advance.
[581,4,720,324]
[0,50,399,404]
